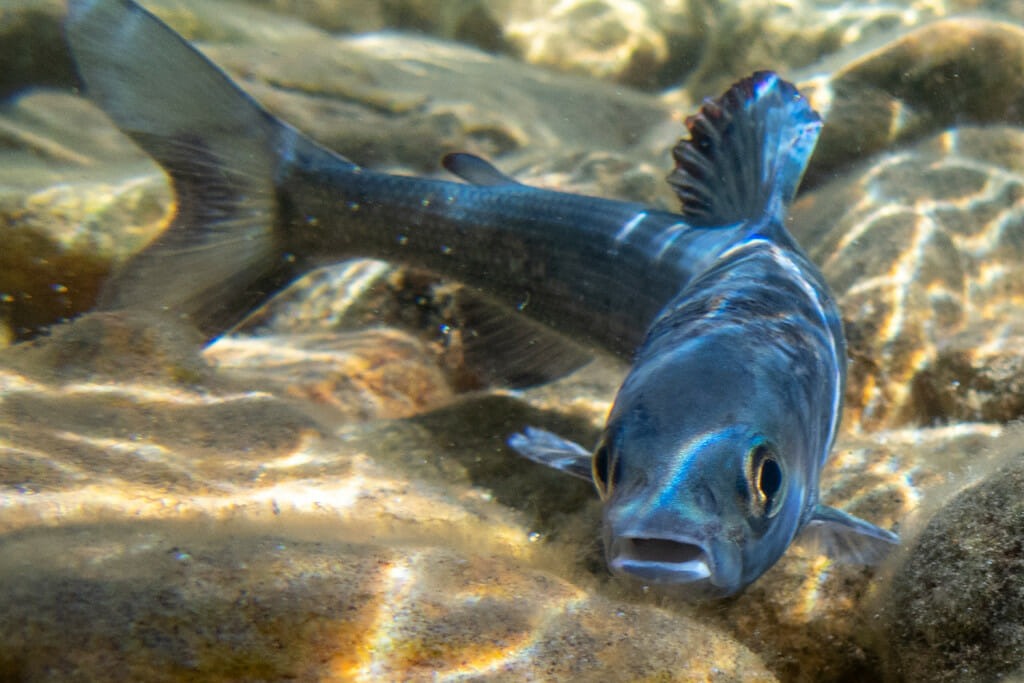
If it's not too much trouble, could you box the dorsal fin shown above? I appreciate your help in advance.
[666,71,821,227]
[442,152,520,186]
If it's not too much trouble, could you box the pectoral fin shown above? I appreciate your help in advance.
[507,427,593,481]
[797,504,899,565]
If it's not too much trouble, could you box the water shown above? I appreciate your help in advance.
[2,0,1024,680]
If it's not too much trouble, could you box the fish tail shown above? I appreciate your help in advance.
[64,0,354,338]
[667,71,821,228]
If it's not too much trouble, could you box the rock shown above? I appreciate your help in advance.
[240,0,508,52]
[0,222,110,341]
[791,125,1024,429]
[678,0,945,96]
[0,312,777,680]
[1,311,208,386]
[137,0,327,45]
[803,18,1024,189]
[907,320,1024,424]
[496,0,950,92]
[882,451,1024,681]
[498,0,696,89]
[0,524,773,681]
[199,32,668,173]
[0,0,75,97]
[0,91,170,341]
[207,329,454,421]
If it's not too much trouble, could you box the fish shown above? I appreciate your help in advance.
[63,0,899,599]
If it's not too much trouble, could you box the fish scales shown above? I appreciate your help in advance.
[64,0,899,599]
[280,162,750,355]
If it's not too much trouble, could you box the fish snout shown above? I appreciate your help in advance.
[607,534,713,584]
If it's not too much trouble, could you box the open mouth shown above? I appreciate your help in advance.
[608,536,712,583]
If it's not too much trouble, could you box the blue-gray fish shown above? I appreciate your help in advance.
[64,0,898,599]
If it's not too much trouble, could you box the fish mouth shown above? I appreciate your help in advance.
[608,536,712,584]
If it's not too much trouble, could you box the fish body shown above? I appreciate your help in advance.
[64,0,898,599]
[277,154,749,357]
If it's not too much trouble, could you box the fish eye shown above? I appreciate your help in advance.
[745,442,785,518]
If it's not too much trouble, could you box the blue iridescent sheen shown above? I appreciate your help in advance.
[65,0,898,599]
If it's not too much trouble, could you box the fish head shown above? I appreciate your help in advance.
[596,336,821,599]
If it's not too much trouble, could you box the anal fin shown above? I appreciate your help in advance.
[452,287,592,389]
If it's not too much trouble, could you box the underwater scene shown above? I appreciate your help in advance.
[4,0,1024,680]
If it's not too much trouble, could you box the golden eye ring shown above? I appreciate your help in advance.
[592,443,611,499]
[745,442,785,518]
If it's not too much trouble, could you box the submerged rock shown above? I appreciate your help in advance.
[0,0,74,97]
[803,18,1024,189]
[208,329,454,421]
[883,453,1024,681]
[0,312,776,680]
[0,524,773,681]
[0,90,171,341]
[241,0,508,52]
[495,0,948,92]
[8,0,1024,679]
[791,126,1024,429]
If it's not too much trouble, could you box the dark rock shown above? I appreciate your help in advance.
[909,335,1024,425]
[0,224,110,342]
[0,0,76,98]
[884,453,1024,681]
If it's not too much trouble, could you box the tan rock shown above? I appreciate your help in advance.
[792,126,1024,429]
[803,18,1024,188]
[0,523,774,681]
[0,312,774,680]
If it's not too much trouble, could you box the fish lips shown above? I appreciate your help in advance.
[605,531,744,598]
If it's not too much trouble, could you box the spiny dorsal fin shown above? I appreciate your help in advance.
[667,71,821,227]
[442,152,520,186]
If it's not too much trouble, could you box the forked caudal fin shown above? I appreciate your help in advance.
[667,71,820,228]
[64,0,352,339]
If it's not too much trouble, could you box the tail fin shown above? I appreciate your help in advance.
[666,71,821,228]
[64,0,353,339]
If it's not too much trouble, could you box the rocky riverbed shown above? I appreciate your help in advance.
[4,0,1024,680]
